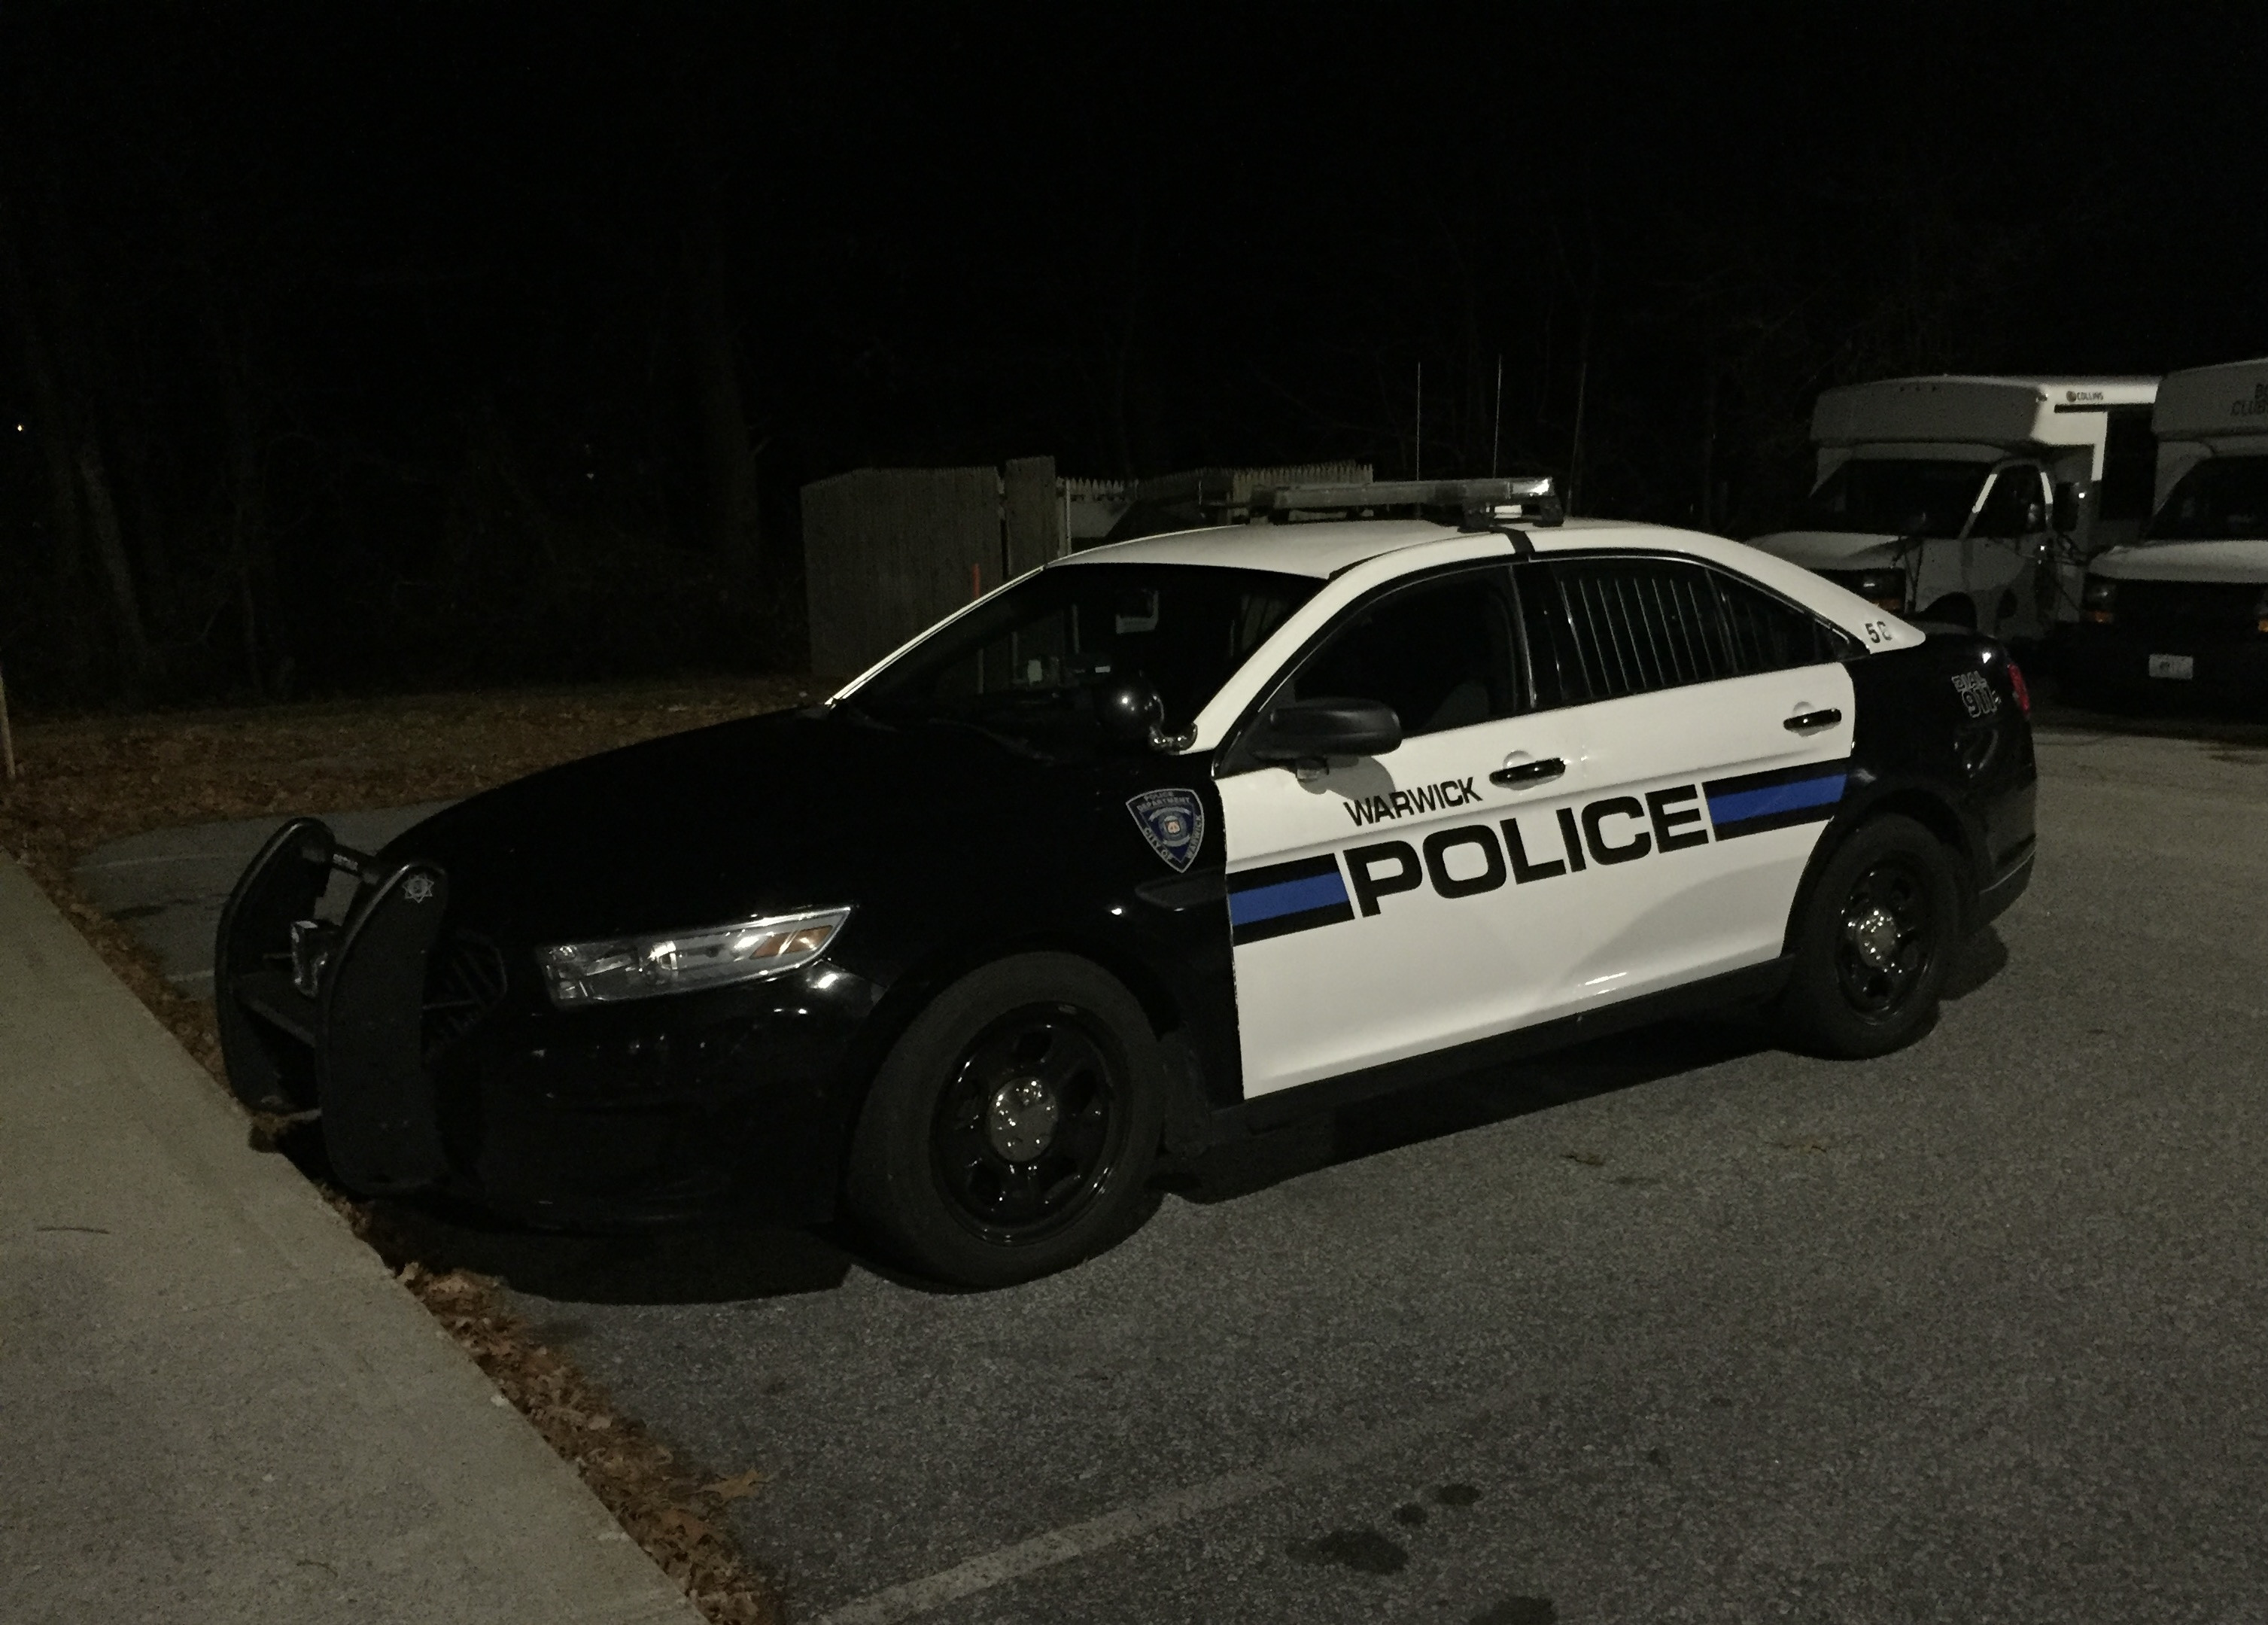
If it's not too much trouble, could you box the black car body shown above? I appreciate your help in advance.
[217,494,2035,1277]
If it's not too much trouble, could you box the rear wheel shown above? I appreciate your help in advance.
[1920,593,1978,629]
[845,953,1164,1287]
[1773,815,1962,1059]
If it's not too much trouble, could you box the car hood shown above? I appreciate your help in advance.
[2090,538,2268,584]
[377,707,1110,945]
[1747,529,1909,570]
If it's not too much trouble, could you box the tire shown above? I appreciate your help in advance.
[845,953,1165,1287]
[1772,815,1963,1060]
[1920,593,1978,629]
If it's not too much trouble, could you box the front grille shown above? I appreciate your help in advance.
[422,930,510,1059]
[2114,580,2260,644]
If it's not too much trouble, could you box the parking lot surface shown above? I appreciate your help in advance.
[87,726,2268,1623]
[74,802,452,994]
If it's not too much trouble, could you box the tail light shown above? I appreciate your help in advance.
[2254,586,2268,634]
[2006,659,2032,715]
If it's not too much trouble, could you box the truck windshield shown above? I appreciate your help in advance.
[2145,455,2268,541]
[851,562,1319,748]
[1798,458,1990,537]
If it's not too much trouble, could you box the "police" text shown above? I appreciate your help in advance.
[1342,786,1711,914]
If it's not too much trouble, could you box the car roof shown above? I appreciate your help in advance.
[1051,513,1923,653]
[1056,516,1705,580]
[835,513,1926,733]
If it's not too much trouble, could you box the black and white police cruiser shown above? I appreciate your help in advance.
[216,478,2037,1286]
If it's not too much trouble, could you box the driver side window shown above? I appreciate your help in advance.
[1972,466,2048,538]
[1278,568,1522,738]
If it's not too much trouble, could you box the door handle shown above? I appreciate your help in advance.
[1489,756,1567,787]
[1784,708,1843,733]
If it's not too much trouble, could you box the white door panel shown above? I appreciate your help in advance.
[1538,662,1856,1000]
[1221,660,1856,1099]
[1221,715,1561,1095]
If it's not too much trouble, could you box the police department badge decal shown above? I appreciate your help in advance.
[1126,789,1205,872]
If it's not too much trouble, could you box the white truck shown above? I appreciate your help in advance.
[1748,375,2159,644]
[2064,358,2268,702]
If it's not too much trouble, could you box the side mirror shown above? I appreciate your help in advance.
[1246,697,1403,765]
[2051,482,2081,537]
[1096,675,1166,746]
[1096,675,1197,753]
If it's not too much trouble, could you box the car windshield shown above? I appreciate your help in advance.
[851,562,1319,749]
[1798,458,1992,538]
[2145,454,2268,541]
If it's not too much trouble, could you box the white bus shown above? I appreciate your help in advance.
[1749,375,2159,644]
[2065,358,2268,702]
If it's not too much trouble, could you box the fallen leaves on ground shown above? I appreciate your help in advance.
[377,1250,778,1625]
[703,1469,769,1503]
[0,675,807,1625]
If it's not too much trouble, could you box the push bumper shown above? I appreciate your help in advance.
[214,817,876,1228]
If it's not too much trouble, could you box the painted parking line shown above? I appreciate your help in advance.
[815,1375,1540,1625]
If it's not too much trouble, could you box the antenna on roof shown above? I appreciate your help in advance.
[1415,361,1424,482]
[1491,354,1503,478]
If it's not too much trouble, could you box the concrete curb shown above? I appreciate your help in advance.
[0,856,704,1625]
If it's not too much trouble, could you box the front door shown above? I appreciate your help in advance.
[1217,562,1557,1097]
[1913,462,2049,632]
[1966,463,2052,639]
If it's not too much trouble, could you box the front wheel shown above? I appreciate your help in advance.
[1772,814,1963,1059]
[845,953,1164,1287]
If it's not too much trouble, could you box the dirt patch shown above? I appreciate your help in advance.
[0,674,811,1625]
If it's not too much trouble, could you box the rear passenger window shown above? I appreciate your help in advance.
[1519,557,1835,708]
[1717,572,1836,674]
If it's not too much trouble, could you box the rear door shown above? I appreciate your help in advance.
[1497,553,1859,1018]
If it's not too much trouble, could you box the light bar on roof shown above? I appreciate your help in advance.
[1248,476,1564,528]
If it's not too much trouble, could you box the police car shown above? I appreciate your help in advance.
[216,479,2037,1286]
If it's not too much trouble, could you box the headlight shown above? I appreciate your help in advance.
[537,905,852,1006]
[1821,568,1907,610]
[2082,576,2117,623]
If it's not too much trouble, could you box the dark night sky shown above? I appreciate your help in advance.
[4,4,2266,702]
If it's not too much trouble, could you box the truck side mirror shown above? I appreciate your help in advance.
[2051,482,2081,536]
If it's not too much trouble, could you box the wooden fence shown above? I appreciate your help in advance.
[801,457,1373,683]
[802,464,993,686]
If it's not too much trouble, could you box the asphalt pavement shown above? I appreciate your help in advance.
[78,724,2268,1623]
[72,802,452,996]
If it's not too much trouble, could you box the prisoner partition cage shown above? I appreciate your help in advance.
[801,458,1373,683]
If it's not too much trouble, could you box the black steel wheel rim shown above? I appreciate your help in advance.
[1834,856,1938,1018]
[929,1003,1128,1245]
